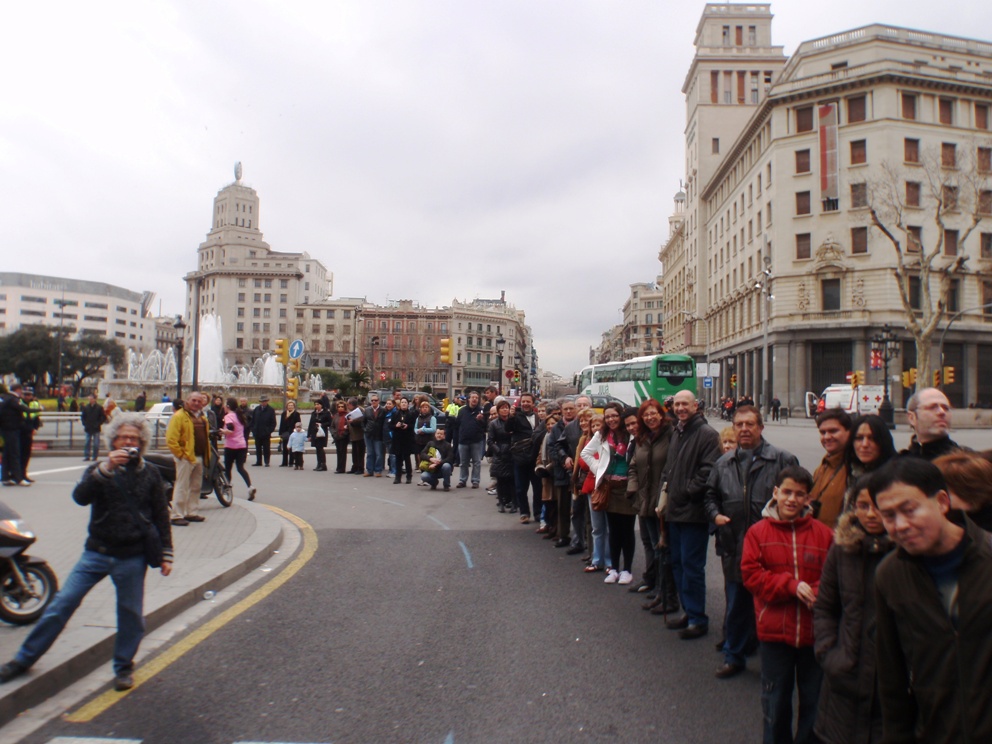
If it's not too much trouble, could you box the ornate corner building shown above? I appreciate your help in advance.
[662,3,992,409]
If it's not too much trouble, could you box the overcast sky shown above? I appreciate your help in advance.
[4,1,992,378]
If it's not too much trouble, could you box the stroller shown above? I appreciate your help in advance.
[145,438,234,508]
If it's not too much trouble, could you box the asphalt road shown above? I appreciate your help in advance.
[13,420,991,744]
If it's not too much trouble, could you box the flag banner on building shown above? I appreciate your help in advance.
[818,103,839,201]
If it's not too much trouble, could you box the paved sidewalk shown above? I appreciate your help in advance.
[0,458,290,726]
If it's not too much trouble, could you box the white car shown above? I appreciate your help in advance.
[144,402,174,423]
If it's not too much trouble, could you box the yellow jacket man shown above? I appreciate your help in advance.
[165,393,211,526]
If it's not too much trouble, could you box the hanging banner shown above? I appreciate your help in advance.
[819,103,839,201]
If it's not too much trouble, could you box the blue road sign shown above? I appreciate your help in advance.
[703,376,713,389]
[289,339,305,360]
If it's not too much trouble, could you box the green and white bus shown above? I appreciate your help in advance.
[577,354,697,406]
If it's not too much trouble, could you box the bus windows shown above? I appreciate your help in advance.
[657,359,694,381]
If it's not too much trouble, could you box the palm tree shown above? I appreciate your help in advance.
[345,369,370,397]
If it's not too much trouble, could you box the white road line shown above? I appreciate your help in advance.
[426,514,450,530]
[27,464,89,476]
[48,738,143,743]
[458,541,474,569]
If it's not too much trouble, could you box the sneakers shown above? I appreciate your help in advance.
[0,660,27,683]
[604,569,620,584]
[248,487,257,502]
[617,571,634,585]
[114,672,134,691]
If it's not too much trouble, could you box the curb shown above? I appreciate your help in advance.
[0,500,290,727]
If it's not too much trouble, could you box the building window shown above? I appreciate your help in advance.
[977,103,990,130]
[909,276,922,310]
[710,71,719,103]
[279,294,287,303]
[796,106,814,133]
[939,98,954,125]
[901,93,917,120]
[712,138,720,154]
[978,147,991,173]
[327,310,336,318]
[822,279,841,311]
[942,142,957,168]
[980,191,992,215]
[280,279,289,288]
[237,307,245,317]
[237,292,245,302]
[907,226,923,253]
[944,229,959,256]
[984,282,992,316]
[850,139,867,165]
[851,227,868,254]
[795,149,811,173]
[847,95,866,123]
[236,338,243,349]
[748,25,756,45]
[942,185,959,211]
[905,138,920,163]
[796,191,811,215]
[982,233,992,259]
[851,183,868,208]
[796,233,812,260]
[906,181,921,207]
[253,293,261,303]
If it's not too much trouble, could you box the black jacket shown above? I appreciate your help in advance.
[74,460,173,562]
[251,404,277,439]
[279,409,301,439]
[505,409,540,464]
[900,435,963,461]
[814,512,894,744]
[362,404,386,438]
[80,402,107,434]
[704,438,799,582]
[487,418,513,479]
[0,393,28,431]
[628,425,673,518]
[663,413,721,524]
[875,512,992,744]
[307,408,331,442]
[454,404,487,444]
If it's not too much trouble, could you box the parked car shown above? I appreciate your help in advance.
[144,402,174,423]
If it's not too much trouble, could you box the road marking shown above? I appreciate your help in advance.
[361,495,406,507]
[64,505,317,723]
[48,738,143,743]
[457,542,474,569]
[426,515,450,530]
[27,465,89,476]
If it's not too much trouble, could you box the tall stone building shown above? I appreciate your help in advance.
[663,4,992,409]
[183,165,332,366]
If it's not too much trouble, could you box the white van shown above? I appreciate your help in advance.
[805,385,885,417]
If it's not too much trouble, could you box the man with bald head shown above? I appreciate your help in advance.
[903,387,962,461]
[662,390,722,640]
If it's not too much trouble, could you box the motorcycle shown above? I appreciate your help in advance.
[0,500,58,625]
[145,438,234,508]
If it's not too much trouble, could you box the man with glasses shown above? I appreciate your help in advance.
[363,394,386,476]
[903,387,962,461]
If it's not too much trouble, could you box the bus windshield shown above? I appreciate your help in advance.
[656,359,695,379]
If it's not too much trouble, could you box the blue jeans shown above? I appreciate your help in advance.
[587,496,611,569]
[365,435,384,474]
[724,580,757,667]
[83,431,100,460]
[457,440,484,486]
[421,463,452,488]
[17,550,147,676]
[668,521,709,627]
[760,642,823,744]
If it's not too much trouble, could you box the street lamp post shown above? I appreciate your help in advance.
[369,336,380,385]
[55,291,67,391]
[173,315,187,401]
[495,333,506,394]
[870,324,900,429]
[757,248,774,414]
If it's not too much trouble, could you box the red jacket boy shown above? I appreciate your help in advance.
[740,465,833,744]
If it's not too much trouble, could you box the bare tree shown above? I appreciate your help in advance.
[865,142,991,383]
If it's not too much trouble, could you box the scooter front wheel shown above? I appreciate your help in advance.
[0,561,59,625]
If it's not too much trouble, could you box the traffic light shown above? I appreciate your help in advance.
[730,373,737,388]
[851,370,865,387]
[901,367,919,388]
[439,338,452,365]
[943,365,956,385]
[286,377,298,400]
[275,338,289,365]
[288,357,301,373]
[933,369,942,387]
[513,370,521,384]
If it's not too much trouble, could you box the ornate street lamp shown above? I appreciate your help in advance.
[174,315,187,402]
[495,333,506,394]
[869,324,900,429]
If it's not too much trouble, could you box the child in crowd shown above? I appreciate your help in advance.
[288,422,308,471]
[740,465,833,744]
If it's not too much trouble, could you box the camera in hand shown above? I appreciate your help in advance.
[126,447,140,463]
